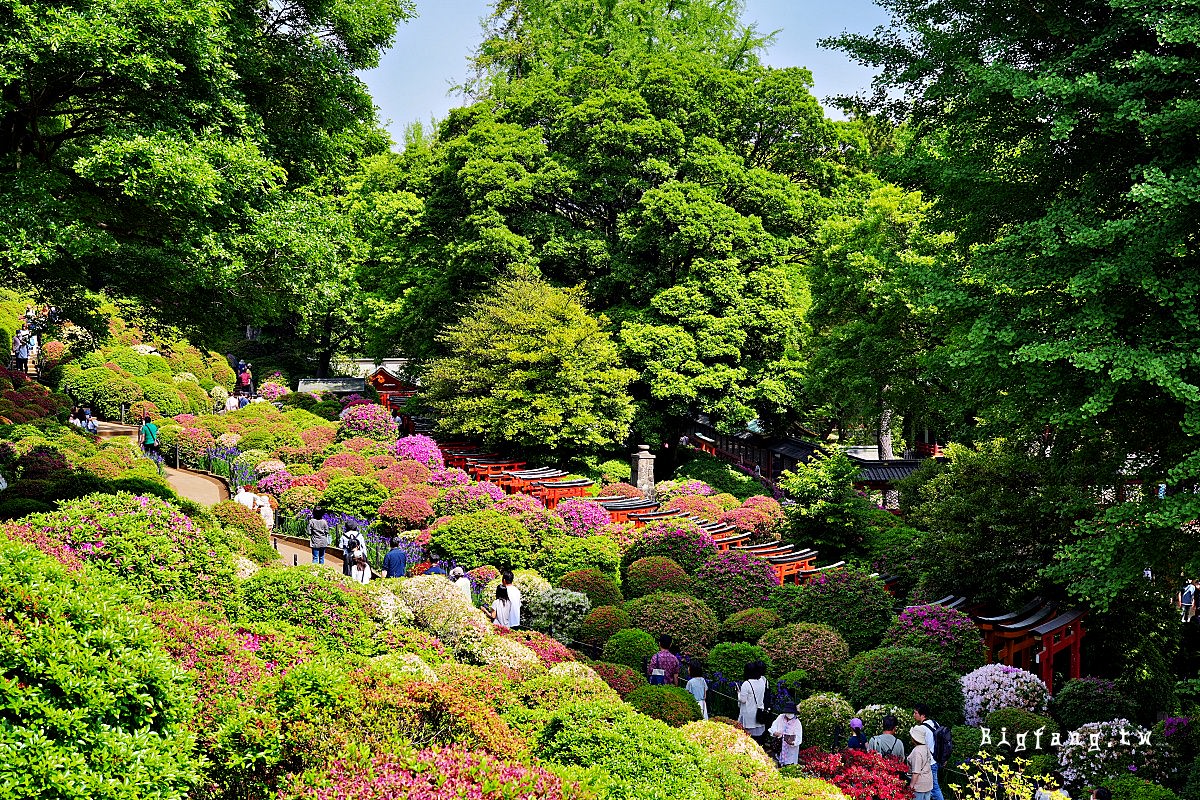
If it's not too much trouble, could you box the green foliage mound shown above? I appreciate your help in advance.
[558,568,623,608]
[625,592,719,660]
[719,607,782,644]
[238,566,377,653]
[773,567,895,652]
[756,623,848,687]
[319,476,389,519]
[796,693,854,753]
[579,605,632,649]
[704,642,772,685]
[1053,677,1137,732]
[0,540,200,800]
[535,700,721,800]
[429,510,535,569]
[536,533,619,582]
[625,685,702,727]
[602,628,658,671]
[625,556,691,598]
[842,647,965,725]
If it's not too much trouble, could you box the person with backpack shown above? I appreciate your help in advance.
[907,725,934,800]
[647,635,680,686]
[847,717,868,750]
[339,524,365,577]
[1180,579,1198,622]
[868,714,907,761]
[913,703,951,800]
[737,660,770,743]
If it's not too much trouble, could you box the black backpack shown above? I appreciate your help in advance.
[924,721,953,765]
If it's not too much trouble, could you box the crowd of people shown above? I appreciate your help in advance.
[8,304,56,374]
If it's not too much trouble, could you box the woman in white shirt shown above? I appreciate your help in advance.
[737,660,769,741]
[483,585,513,627]
[769,699,803,765]
[255,493,274,530]
[349,554,372,584]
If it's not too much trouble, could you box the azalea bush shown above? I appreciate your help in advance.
[693,551,779,620]
[555,498,610,536]
[602,628,658,671]
[625,592,719,659]
[843,647,965,725]
[959,663,1050,726]
[502,628,578,665]
[338,403,397,441]
[579,605,632,649]
[525,587,591,643]
[429,511,535,570]
[625,556,691,598]
[719,607,782,644]
[1053,676,1137,732]
[885,604,985,673]
[621,520,719,575]
[796,693,855,752]
[378,494,434,531]
[434,481,506,516]
[774,567,895,652]
[393,435,445,469]
[625,685,701,727]
[590,661,647,698]
[321,476,389,519]
[705,642,773,687]
[239,566,378,653]
[535,534,619,583]
[558,568,623,607]
[1058,719,1169,789]
[259,381,290,402]
[756,623,849,686]
[795,747,910,800]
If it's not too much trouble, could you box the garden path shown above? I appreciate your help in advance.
[94,421,228,506]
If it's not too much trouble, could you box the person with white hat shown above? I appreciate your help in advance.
[908,725,934,800]
[769,698,803,765]
[449,566,472,601]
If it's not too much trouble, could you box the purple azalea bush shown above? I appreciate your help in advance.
[434,482,505,516]
[886,604,986,673]
[959,663,1050,725]
[554,498,610,537]
[693,550,780,618]
[338,403,398,442]
[393,435,445,469]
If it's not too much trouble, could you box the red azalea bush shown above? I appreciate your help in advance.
[496,493,546,516]
[717,506,774,536]
[589,661,647,698]
[624,592,719,659]
[578,605,632,648]
[341,436,380,452]
[757,623,849,685]
[502,628,576,665]
[17,445,70,479]
[300,426,336,450]
[624,556,692,598]
[320,452,370,476]
[664,494,724,521]
[693,551,779,619]
[796,747,911,800]
[129,400,160,420]
[599,482,642,499]
[175,426,215,465]
[279,748,584,800]
[742,495,784,523]
[378,494,434,530]
[369,454,398,471]
[290,473,330,491]
[558,568,623,607]
[468,565,500,587]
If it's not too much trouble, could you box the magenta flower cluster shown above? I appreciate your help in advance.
[694,550,779,618]
[339,403,398,441]
[554,498,610,536]
[393,434,445,469]
[256,470,294,495]
[436,482,506,515]
[429,466,470,487]
[258,381,289,401]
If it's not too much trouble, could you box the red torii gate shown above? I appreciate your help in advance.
[973,600,1085,691]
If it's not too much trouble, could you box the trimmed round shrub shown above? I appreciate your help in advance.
[1058,719,1165,790]
[704,642,773,687]
[756,623,849,686]
[718,607,782,644]
[625,685,701,727]
[1053,677,1137,732]
[590,661,647,698]
[625,592,719,660]
[338,402,397,441]
[777,669,811,702]
[625,556,691,599]
[558,568,623,608]
[554,498,610,536]
[665,493,724,521]
[1105,777,1181,800]
[774,567,895,652]
[525,587,591,644]
[693,550,779,619]
[515,672,618,713]
[843,646,965,725]
[0,497,53,520]
[621,520,719,576]
[239,566,377,653]
[280,485,322,516]
[982,708,1059,750]
[429,510,535,570]
[320,476,389,519]
[960,663,1051,726]
[378,494,434,531]
[0,540,200,799]
[534,700,720,800]
[797,692,855,752]
[884,604,986,674]
[392,435,444,469]
[579,605,632,649]
[212,500,269,538]
[433,481,505,516]
[602,628,658,672]
[854,704,909,737]
[535,534,620,583]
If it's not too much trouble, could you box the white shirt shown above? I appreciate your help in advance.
[225,396,239,412]
[491,598,512,626]
[504,583,522,627]
[770,714,803,765]
[737,678,768,735]
[350,562,372,584]
[685,676,708,719]
[453,577,472,601]
[257,497,274,529]
[234,490,256,509]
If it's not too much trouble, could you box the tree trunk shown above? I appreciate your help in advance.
[878,402,896,461]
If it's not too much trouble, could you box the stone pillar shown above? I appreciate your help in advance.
[632,444,656,498]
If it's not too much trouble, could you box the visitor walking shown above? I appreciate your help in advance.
[307,511,331,564]
[1180,579,1198,622]
[769,699,802,766]
[847,717,868,750]
[381,537,408,578]
[647,635,680,686]
[907,726,934,800]
[483,585,513,627]
[449,567,472,601]
[339,524,365,577]
[868,714,907,760]
[349,554,372,584]
[737,661,769,743]
[11,328,30,373]
[239,364,253,395]
[685,662,708,720]
[501,571,522,628]
[913,704,947,800]
[255,493,275,531]
[138,416,159,457]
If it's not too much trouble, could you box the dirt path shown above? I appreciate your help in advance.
[93,421,228,506]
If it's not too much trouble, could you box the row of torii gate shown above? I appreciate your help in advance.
[907,591,1085,692]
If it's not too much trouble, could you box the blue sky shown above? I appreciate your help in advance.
[359,0,890,141]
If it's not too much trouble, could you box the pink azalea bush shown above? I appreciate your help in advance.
[656,479,715,501]
[555,498,610,536]
[393,435,445,469]
[496,493,545,517]
[959,663,1050,726]
[254,458,287,476]
[693,551,780,619]
[175,426,215,465]
[885,604,985,673]
[256,470,294,496]
[339,403,398,441]
[280,748,584,800]
[435,482,506,516]
[320,452,370,476]
[429,466,470,487]
[259,381,290,401]
[379,494,435,530]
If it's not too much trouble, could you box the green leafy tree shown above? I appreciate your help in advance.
[422,278,637,455]
[777,448,876,552]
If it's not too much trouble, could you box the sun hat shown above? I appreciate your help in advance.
[449,566,466,578]
[910,725,927,745]
[849,718,863,730]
